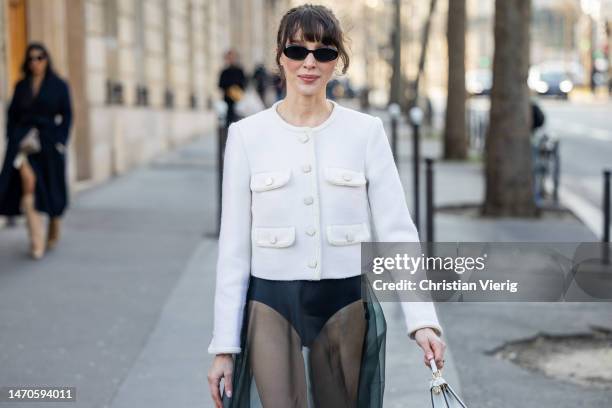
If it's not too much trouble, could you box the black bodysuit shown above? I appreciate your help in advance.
[223,273,386,408]
[247,274,363,347]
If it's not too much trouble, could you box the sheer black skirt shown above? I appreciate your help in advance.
[221,274,386,408]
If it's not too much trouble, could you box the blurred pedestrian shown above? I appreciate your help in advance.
[270,72,285,101]
[326,77,339,100]
[252,63,268,107]
[531,98,545,132]
[218,50,246,128]
[207,5,445,408]
[0,43,72,259]
[590,64,597,94]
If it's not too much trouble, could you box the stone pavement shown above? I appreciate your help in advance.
[1,102,611,408]
[0,138,218,408]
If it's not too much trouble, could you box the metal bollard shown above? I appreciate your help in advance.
[425,158,435,243]
[532,141,542,205]
[391,117,398,165]
[215,122,227,237]
[410,107,424,233]
[211,101,228,238]
[604,169,611,244]
[604,169,611,265]
[413,129,420,229]
[552,140,560,204]
[389,103,401,166]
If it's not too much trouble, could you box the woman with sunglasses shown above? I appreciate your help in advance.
[0,43,72,259]
[207,5,445,407]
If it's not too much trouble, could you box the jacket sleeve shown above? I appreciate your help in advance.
[365,116,443,339]
[55,80,73,145]
[6,95,16,142]
[6,82,22,142]
[218,70,229,91]
[207,122,252,354]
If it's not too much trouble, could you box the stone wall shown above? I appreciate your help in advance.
[0,0,7,162]
[82,0,229,182]
[0,0,284,188]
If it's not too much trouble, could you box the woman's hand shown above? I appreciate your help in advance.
[413,327,446,370]
[208,354,234,408]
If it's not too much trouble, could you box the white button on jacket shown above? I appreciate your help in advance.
[208,99,443,355]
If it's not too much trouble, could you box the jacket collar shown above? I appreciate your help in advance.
[271,99,339,132]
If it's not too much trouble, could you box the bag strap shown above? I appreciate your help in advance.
[429,358,439,375]
[429,358,447,394]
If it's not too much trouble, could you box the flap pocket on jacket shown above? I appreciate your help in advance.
[326,223,371,246]
[250,169,291,192]
[253,226,296,248]
[325,167,366,187]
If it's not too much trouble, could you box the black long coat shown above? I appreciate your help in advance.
[0,73,72,217]
[218,65,246,127]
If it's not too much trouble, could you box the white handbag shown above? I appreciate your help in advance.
[13,128,41,169]
[429,358,468,408]
[234,87,265,118]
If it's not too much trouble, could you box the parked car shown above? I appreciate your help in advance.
[466,69,492,96]
[528,66,573,99]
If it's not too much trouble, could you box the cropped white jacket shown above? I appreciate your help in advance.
[208,99,443,354]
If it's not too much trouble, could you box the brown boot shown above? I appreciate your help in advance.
[47,217,61,250]
[21,194,46,260]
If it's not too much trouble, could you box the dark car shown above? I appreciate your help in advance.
[466,69,492,96]
[528,68,573,99]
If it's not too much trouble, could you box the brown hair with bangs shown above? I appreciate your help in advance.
[275,4,350,85]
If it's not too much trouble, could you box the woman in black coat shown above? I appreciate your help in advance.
[0,43,72,259]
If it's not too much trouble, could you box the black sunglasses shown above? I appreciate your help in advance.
[283,45,338,62]
[27,55,46,62]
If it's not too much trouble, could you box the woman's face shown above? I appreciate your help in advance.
[27,49,48,77]
[279,32,338,98]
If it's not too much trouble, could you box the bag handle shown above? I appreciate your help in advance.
[428,358,468,406]
[429,358,446,395]
[429,358,439,375]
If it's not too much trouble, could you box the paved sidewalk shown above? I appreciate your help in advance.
[0,138,219,408]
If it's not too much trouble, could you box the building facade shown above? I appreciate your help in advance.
[0,0,289,188]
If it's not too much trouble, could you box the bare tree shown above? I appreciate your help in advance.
[407,0,438,110]
[483,0,537,216]
[443,0,467,159]
[390,0,402,105]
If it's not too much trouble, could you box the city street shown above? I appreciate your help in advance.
[462,94,612,238]
[543,97,612,236]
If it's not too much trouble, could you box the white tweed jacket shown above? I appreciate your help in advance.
[208,99,443,354]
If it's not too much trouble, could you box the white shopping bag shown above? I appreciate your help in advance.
[429,359,468,408]
[234,87,265,118]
